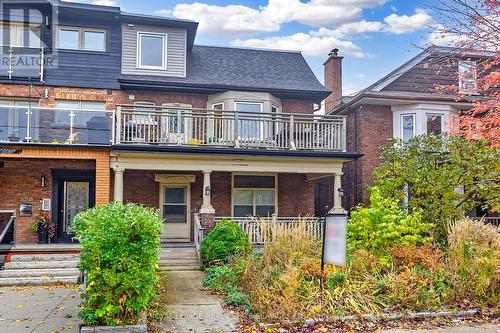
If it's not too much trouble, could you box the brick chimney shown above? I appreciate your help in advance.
[324,48,343,112]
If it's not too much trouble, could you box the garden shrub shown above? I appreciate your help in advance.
[348,187,432,261]
[73,202,163,326]
[200,219,251,265]
[445,218,500,307]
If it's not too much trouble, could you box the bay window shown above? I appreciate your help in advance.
[401,114,415,142]
[235,102,262,139]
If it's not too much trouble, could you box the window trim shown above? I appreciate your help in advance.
[57,26,106,52]
[425,113,444,135]
[400,113,416,142]
[231,173,278,218]
[136,31,167,70]
[0,22,41,48]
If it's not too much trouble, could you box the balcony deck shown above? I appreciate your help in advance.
[0,105,347,152]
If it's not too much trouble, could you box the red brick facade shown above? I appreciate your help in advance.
[0,158,96,243]
[120,170,315,239]
[342,104,393,209]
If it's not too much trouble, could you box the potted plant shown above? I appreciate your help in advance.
[30,211,51,244]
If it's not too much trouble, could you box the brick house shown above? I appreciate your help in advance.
[0,0,357,254]
[327,46,496,212]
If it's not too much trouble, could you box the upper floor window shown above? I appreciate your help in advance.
[458,60,477,95]
[55,100,106,126]
[58,26,106,52]
[0,22,41,48]
[137,32,167,70]
[394,108,448,142]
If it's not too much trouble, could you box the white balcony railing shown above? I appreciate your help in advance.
[215,216,324,244]
[116,105,346,151]
[0,105,114,145]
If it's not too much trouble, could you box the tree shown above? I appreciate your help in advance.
[373,135,499,242]
[432,0,499,147]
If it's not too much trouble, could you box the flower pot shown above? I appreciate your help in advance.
[37,224,48,244]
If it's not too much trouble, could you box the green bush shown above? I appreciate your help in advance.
[348,187,433,261]
[203,265,240,292]
[73,202,163,326]
[200,219,251,265]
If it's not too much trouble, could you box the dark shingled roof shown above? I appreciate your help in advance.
[119,45,330,102]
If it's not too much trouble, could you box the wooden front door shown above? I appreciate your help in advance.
[160,185,190,241]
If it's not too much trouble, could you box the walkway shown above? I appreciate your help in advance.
[160,270,239,333]
[0,285,82,333]
[384,325,499,333]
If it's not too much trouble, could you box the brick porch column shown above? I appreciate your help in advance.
[329,173,347,215]
[199,170,215,233]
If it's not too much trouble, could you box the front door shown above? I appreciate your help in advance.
[53,170,95,242]
[161,185,190,241]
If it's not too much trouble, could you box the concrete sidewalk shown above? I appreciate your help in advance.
[384,325,499,333]
[0,285,82,333]
[160,270,239,333]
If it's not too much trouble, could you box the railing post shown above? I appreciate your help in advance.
[111,108,116,144]
[234,111,240,148]
[25,104,31,142]
[39,47,44,82]
[341,117,347,151]
[8,47,13,80]
[115,106,122,144]
[176,109,182,145]
[289,114,296,150]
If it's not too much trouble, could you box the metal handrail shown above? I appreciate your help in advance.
[0,211,16,244]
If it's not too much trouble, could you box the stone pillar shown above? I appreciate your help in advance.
[200,170,215,214]
[113,168,124,203]
[199,170,215,234]
[329,173,347,215]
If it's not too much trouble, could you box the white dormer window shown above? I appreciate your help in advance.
[137,32,167,70]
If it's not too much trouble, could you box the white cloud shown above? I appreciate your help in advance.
[154,9,172,16]
[91,0,116,6]
[172,0,388,36]
[357,73,365,78]
[173,3,279,35]
[384,8,435,34]
[232,31,369,58]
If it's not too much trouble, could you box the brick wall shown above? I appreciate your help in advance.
[281,99,315,114]
[0,158,96,243]
[342,104,393,208]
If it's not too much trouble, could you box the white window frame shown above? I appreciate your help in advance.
[425,113,445,135]
[400,113,416,142]
[234,101,264,140]
[57,26,106,52]
[0,22,41,48]
[231,173,278,218]
[136,32,167,70]
[54,100,106,126]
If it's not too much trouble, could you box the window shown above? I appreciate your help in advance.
[0,22,41,47]
[235,102,262,139]
[137,32,166,69]
[0,100,33,142]
[133,101,156,124]
[233,175,276,217]
[426,114,442,135]
[458,60,477,95]
[55,101,106,126]
[401,114,415,142]
[58,26,106,51]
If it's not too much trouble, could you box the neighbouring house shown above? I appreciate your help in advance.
[0,0,357,276]
[327,46,497,215]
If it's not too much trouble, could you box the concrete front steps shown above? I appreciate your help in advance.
[159,245,201,271]
[0,253,81,286]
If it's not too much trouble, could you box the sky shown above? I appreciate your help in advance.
[71,0,449,95]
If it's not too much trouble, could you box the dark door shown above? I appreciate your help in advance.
[52,170,95,242]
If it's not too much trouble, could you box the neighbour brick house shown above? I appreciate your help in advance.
[328,46,497,214]
[0,0,356,256]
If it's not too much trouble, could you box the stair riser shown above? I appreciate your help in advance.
[0,276,79,286]
[4,261,80,269]
[9,254,80,262]
[0,269,80,278]
[159,265,200,271]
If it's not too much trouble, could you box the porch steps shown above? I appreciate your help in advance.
[158,245,201,271]
[0,253,81,286]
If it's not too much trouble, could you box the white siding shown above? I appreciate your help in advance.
[121,24,186,77]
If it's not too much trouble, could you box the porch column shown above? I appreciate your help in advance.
[329,173,347,215]
[113,167,124,203]
[200,170,215,214]
[199,170,215,234]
